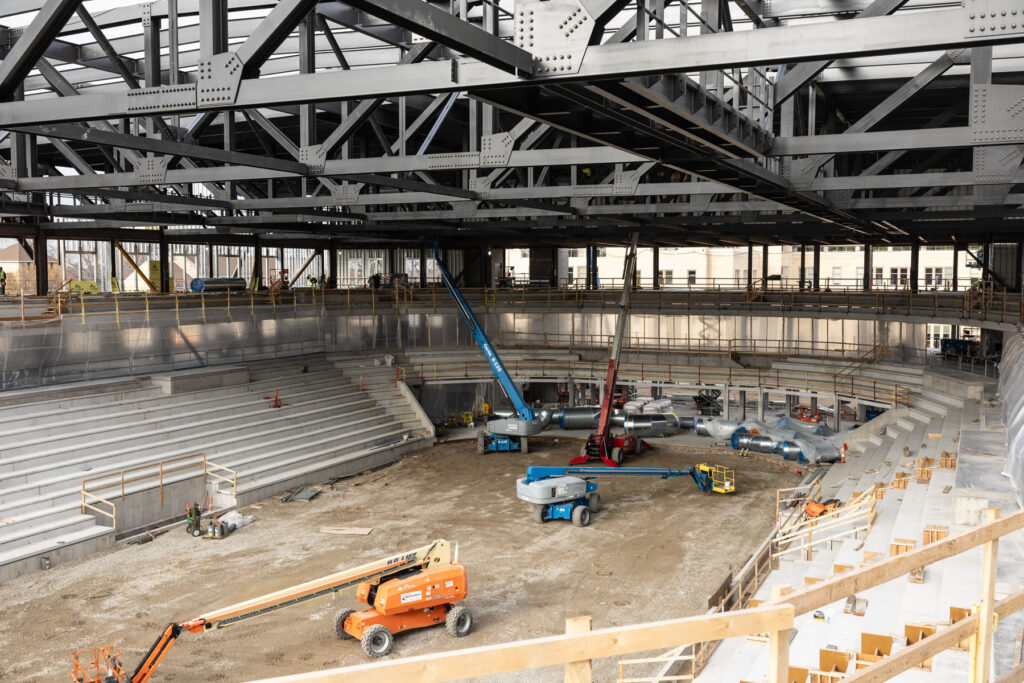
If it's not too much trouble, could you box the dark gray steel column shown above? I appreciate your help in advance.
[419,247,427,288]
[747,245,753,289]
[329,245,338,288]
[813,245,821,291]
[952,244,960,291]
[34,227,48,295]
[863,244,872,290]
[652,247,660,287]
[761,245,768,285]
[799,245,806,290]
[252,235,263,289]
[910,243,920,292]
[158,228,169,293]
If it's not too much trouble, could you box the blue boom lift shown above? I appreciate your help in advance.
[434,243,545,454]
[516,464,735,527]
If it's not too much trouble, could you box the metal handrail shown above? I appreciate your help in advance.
[396,358,912,406]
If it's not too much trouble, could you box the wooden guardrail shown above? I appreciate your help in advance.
[249,508,1023,683]
[80,452,236,529]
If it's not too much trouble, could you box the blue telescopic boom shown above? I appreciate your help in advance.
[433,243,534,420]
[524,465,711,492]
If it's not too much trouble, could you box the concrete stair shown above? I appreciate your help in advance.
[0,353,434,581]
[696,378,975,682]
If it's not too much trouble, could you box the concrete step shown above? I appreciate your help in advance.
[0,512,97,550]
[0,398,390,506]
[0,376,157,415]
[0,364,348,430]
[0,372,353,446]
[0,385,365,468]
[225,412,424,482]
[0,523,114,582]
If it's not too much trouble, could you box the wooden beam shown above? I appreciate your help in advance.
[768,585,791,683]
[973,508,1000,683]
[843,586,1024,682]
[767,509,1024,615]
[564,616,593,683]
[113,241,156,292]
[249,604,794,683]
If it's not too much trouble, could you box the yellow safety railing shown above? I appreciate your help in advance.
[80,452,237,528]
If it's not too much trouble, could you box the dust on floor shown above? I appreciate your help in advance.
[0,439,800,682]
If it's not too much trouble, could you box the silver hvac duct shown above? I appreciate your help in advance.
[622,413,681,437]
[558,407,602,429]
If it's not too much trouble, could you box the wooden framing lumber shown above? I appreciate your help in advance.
[250,605,794,683]
[765,509,1024,616]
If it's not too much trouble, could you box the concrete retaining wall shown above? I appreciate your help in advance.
[923,368,987,401]
[151,365,249,395]
[85,474,208,537]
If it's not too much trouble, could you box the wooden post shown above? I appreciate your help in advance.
[769,585,791,683]
[565,616,593,683]
[972,507,1000,683]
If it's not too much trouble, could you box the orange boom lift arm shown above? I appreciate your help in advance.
[72,540,454,683]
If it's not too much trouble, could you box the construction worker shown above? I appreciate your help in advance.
[0,266,6,295]
[307,273,319,287]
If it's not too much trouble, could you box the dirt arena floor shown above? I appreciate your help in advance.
[0,438,800,682]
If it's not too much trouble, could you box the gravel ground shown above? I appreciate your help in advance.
[0,438,798,682]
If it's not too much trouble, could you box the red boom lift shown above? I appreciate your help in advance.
[571,234,652,467]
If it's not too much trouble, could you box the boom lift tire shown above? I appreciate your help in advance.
[572,506,592,527]
[476,431,485,455]
[332,609,356,640]
[446,606,473,637]
[361,624,394,658]
[636,440,646,455]
[588,492,601,513]
[533,504,548,524]
[611,446,623,465]
[521,437,529,455]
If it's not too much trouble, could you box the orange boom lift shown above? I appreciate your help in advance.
[71,539,470,682]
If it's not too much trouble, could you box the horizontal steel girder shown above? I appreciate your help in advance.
[0,8,1019,126]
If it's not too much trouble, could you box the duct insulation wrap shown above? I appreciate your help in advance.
[189,277,247,292]
[558,407,602,429]
[622,413,680,437]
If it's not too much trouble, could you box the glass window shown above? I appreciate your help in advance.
[687,270,697,285]
[660,270,673,285]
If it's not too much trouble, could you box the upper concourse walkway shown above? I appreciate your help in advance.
[2,283,1020,331]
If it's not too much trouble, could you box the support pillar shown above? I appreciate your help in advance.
[910,243,920,293]
[812,245,821,291]
[863,244,872,291]
[207,243,215,277]
[786,394,797,416]
[972,508,999,683]
[761,245,769,286]
[34,228,48,296]
[799,245,806,290]
[810,395,818,409]
[328,245,338,288]
[158,228,169,293]
[252,234,262,290]
[952,244,960,291]
[109,240,117,291]
[757,391,766,422]
[723,386,731,421]
[747,244,753,289]
[652,247,660,288]
[419,247,427,288]
[1015,242,1023,292]
[739,390,747,420]
[856,403,868,422]
[832,395,841,431]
